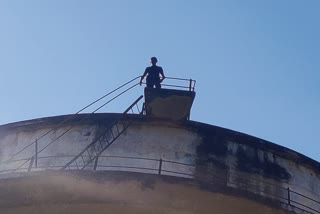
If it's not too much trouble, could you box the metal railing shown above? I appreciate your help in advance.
[3,75,194,168]
[61,95,144,170]
[0,155,319,214]
[141,76,196,92]
[162,77,196,91]
[5,76,142,163]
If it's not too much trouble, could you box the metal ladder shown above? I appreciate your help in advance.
[61,95,144,170]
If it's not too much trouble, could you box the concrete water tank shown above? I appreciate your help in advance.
[0,87,319,214]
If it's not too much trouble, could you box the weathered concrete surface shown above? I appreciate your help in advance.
[0,171,289,214]
[190,120,320,210]
[0,113,319,213]
[144,87,195,121]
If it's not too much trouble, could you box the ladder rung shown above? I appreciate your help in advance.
[90,145,98,155]
[115,124,120,134]
[81,155,86,165]
[95,143,103,153]
[98,141,104,150]
[110,129,115,139]
[99,135,109,146]
[75,159,79,169]
[86,150,91,156]
[62,95,144,170]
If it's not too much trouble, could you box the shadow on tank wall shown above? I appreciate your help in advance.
[189,122,317,182]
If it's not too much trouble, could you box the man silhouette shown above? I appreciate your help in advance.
[140,57,165,88]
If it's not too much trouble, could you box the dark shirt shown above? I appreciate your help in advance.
[144,65,164,82]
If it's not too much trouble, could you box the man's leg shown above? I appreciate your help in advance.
[155,83,161,89]
[155,80,161,89]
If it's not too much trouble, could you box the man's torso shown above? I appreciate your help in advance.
[145,65,163,81]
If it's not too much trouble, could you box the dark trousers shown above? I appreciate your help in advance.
[146,80,161,88]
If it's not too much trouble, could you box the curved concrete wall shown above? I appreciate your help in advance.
[0,171,289,214]
[0,113,319,213]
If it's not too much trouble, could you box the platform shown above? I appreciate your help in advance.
[144,87,196,121]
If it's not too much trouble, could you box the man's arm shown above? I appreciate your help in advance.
[140,69,148,85]
[159,67,165,82]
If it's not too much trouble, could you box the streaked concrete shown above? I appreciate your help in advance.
[0,171,288,214]
[0,113,319,213]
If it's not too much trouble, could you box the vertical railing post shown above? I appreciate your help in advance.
[28,156,35,172]
[189,79,192,91]
[35,139,38,168]
[287,187,291,205]
[158,158,163,175]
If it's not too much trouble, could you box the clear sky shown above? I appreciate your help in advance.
[0,1,319,162]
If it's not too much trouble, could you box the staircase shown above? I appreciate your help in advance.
[62,95,144,170]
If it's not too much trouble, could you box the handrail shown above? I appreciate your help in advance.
[4,75,194,164]
[140,76,196,91]
[5,76,141,162]
[165,77,192,81]
[290,189,320,204]
[4,84,142,174]
[165,76,196,91]
[11,83,141,173]
[4,75,194,165]
[61,95,144,170]
[0,155,319,214]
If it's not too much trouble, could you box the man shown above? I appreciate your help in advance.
[140,57,165,88]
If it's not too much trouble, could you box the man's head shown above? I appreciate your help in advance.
[150,57,158,65]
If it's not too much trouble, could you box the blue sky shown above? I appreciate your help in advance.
[0,1,319,162]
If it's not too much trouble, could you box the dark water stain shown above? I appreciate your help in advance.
[194,125,291,181]
[196,132,228,158]
[236,146,291,180]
